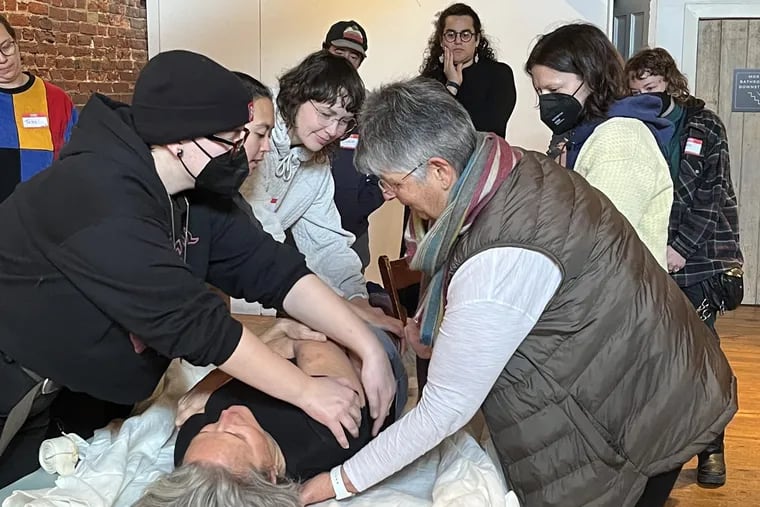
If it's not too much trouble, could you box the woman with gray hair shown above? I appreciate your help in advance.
[137,318,404,507]
[300,77,735,507]
[135,463,300,507]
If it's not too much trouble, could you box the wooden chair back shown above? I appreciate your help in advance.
[378,255,430,397]
[377,255,422,324]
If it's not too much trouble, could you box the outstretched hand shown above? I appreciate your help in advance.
[297,376,363,449]
[262,317,327,343]
[405,319,432,359]
[359,348,397,436]
[350,297,404,336]
[300,471,335,505]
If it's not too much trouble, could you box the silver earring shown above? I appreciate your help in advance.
[474,53,479,63]
[177,149,183,157]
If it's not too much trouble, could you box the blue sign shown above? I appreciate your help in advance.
[733,69,760,112]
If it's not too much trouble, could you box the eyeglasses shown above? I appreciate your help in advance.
[0,39,17,58]
[442,30,477,43]
[309,100,357,138]
[377,159,426,195]
[206,127,250,156]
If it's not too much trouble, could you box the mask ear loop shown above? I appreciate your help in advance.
[176,144,197,182]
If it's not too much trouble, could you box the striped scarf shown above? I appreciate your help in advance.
[405,133,521,345]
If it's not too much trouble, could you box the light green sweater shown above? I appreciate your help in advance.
[574,117,672,269]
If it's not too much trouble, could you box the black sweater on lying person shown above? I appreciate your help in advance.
[0,94,311,405]
[175,374,388,481]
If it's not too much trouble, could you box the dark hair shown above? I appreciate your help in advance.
[0,14,16,40]
[625,47,691,104]
[419,3,497,78]
[525,23,628,122]
[277,50,365,129]
[233,71,273,101]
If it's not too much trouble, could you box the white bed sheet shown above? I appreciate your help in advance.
[2,361,517,507]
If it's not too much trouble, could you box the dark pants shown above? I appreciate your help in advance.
[681,282,717,332]
[635,466,683,507]
[0,354,57,489]
[0,355,131,488]
[680,280,725,455]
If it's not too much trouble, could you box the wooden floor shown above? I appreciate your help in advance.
[237,309,760,505]
[666,305,760,506]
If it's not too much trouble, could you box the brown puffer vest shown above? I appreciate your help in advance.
[448,149,737,506]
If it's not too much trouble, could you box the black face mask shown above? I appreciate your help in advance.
[651,91,673,115]
[538,83,584,135]
[180,141,249,197]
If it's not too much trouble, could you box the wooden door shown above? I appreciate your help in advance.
[613,0,650,59]
[696,19,760,304]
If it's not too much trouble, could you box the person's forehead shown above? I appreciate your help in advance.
[444,15,475,31]
[531,65,578,86]
[630,72,664,85]
[0,25,13,41]
[313,98,351,115]
[187,433,255,469]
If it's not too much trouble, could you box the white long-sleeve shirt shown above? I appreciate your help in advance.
[343,247,563,491]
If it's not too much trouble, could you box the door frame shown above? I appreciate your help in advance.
[146,0,161,58]
[682,3,760,85]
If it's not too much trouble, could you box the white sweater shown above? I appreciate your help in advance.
[574,117,672,269]
[239,104,367,300]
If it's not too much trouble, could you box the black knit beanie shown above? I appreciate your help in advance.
[132,50,252,145]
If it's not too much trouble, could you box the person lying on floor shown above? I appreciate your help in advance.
[134,318,407,507]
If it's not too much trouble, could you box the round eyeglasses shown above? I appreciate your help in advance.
[0,39,18,58]
[442,30,477,43]
[309,100,357,139]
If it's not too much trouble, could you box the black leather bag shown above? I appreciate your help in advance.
[701,267,744,314]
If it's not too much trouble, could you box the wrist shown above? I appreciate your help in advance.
[445,80,460,95]
[330,465,356,499]
[342,466,358,493]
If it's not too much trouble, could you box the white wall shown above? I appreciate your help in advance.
[653,0,760,85]
[146,0,261,77]
[146,0,610,280]
[148,0,609,151]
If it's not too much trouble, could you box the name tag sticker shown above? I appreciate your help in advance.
[340,134,359,150]
[684,137,703,157]
[22,114,49,129]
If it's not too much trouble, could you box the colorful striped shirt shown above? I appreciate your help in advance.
[0,73,77,203]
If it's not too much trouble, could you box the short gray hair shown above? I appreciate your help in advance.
[134,463,300,507]
[355,77,477,180]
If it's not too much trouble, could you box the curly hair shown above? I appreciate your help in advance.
[134,463,299,507]
[525,23,628,122]
[419,3,497,78]
[277,49,365,129]
[625,47,691,104]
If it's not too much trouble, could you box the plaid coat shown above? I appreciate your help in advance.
[669,97,743,287]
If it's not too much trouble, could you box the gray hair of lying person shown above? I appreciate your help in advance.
[134,462,300,507]
[354,77,478,180]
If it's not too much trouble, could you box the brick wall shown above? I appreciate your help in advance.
[3,0,148,106]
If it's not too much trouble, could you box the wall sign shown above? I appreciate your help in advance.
[733,69,760,112]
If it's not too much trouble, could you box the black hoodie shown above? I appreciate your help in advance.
[0,95,310,404]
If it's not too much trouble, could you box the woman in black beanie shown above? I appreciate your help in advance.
[0,50,396,487]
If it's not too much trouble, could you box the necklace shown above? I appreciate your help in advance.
[168,195,190,262]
